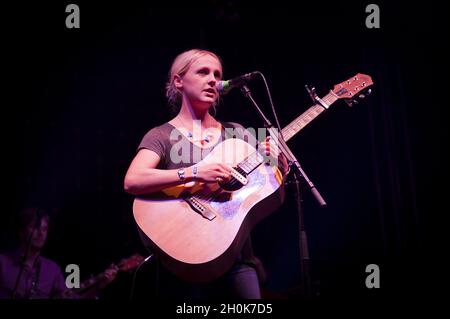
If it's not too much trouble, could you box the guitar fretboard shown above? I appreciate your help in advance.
[237,151,265,175]
[281,92,338,141]
[237,91,338,174]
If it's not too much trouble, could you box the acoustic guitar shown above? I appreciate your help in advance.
[133,74,373,282]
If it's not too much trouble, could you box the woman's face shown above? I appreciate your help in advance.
[177,54,222,111]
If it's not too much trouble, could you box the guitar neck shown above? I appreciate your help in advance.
[76,272,108,293]
[238,91,338,174]
[281,91,338,141]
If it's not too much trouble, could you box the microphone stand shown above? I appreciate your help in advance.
[240,84,327,298]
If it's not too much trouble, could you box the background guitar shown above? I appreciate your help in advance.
[61,254,144,299]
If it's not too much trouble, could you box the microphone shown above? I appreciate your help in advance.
[216,71,258,95]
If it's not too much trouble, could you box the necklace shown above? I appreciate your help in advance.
[179,118,216,146]
[186,131,214,145]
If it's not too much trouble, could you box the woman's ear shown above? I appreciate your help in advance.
[174,74,183,90]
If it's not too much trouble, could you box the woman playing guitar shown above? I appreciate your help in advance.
[124,49,286,299]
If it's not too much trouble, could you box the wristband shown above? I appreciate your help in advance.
[193,166,198,180]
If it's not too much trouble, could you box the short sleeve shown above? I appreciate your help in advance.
[137,127,167,162]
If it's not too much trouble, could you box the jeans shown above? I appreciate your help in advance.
[156,260,261,299]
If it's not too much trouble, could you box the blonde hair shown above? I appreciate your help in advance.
[165,49,222,113]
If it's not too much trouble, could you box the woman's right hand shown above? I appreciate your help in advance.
[189,163,232,184]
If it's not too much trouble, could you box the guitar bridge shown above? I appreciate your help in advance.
[231,167,248,185]
[184,196,216,221]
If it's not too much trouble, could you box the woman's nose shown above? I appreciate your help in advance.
[207,74,217,84]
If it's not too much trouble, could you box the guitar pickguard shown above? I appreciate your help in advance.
[209,164,280,219]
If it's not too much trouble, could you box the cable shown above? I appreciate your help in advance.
[254,71,283,133]
[129,253,154,300]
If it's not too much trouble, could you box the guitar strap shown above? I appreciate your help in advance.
[26,257,41,299]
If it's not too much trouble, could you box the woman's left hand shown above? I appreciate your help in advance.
[264,136,289,176]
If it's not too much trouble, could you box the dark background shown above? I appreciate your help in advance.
[2,0,444,304]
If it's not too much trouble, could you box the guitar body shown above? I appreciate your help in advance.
[133,138,286,282]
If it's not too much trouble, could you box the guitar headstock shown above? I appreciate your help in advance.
[332,73,373,106]
[117,254,145,272]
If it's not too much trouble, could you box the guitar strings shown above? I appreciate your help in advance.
[193,136,288,203]
[192,127,298,204]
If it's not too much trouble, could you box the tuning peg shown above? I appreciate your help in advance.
[360,88,373,99]
[345,100,354,107]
